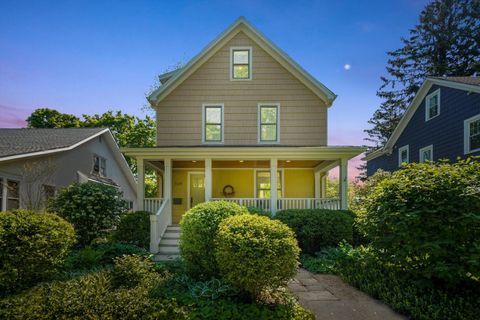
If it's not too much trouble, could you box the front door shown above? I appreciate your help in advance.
[188,173,205,209]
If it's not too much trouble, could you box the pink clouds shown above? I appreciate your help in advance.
[329,154,365,181]
[0,104,29,128]
[329,130,367,181]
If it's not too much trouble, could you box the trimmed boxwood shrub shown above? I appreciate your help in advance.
[0,210,75,294]
[179,201,248,278]
[215,214,300,299]
[275,209,354,254]
[357,159,480,284]
[114,211,150,249]
[50,182,128,246]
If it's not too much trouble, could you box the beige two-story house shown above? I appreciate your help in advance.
[122,17,364,254]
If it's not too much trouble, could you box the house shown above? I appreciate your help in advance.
[0,128,137,211]
[121,17,364,254]
[365,76,480,176]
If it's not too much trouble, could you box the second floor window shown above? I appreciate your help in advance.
[203,104,223,143]
[231,48,251,80]
[259,104,279,143]
[465,114,480,154]
[419,145,433,162]
[425,89,440,121]
[93,155,107,177]
[398,145,409,167]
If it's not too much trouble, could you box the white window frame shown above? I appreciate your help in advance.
[398,145,409,167]
[258,103,280,144]
[425,89,440,121]
[202,103,224,144]
[419,145,433,163]
[253,168,284,199]
[230,47,252,81]
[464,113,480,154]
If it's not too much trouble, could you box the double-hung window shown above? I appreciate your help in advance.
[258,104,279,143]
[425,89,440,121]
[255,170,282,199]
[231,47,252,80]
[398,145,409,167]
[465,114,480,154]
[0,178,20,211]
[203,104,224,143]
[93,155,107,177]
[419,145,433,162]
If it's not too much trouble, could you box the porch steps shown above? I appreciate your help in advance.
[154,224,181,261]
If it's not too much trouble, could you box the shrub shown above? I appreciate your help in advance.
[301,243,353,274]
[50,182,128,246]
[63,241,148,271]
[0,210,75,294]
[275,209,354,254]
[111,255,155,288]
[179,201,248,277]
[246,206,271,217]
[114,210,150,249]
[215,214,300,299]
[336,246,479,320]
[357,159,480,284]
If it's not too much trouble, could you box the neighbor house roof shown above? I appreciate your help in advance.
[364,76,480,161]
[0,128,107,159]
[148,16,337,107]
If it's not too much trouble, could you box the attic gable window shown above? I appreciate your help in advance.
[231,47,252,80]
[425,89,440,121]
[93,155,107,177]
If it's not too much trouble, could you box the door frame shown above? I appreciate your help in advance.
[187,171,205,210]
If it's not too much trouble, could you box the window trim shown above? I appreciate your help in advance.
[425,89,440,121]
[202,103,224,144]
[419,145,433,163]
[258,103,280,144]
[253,168,284,199]
[230,47,252,81]
[464,113,480,154]
[92,154,107,177]
[398,145,409,167]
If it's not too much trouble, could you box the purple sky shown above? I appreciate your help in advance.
[0,0,429,179]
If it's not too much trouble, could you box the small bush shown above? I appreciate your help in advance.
[0,210,75,294]
[50,182,128,246]
[275,209,354,254]
[114,210,150,249]
[180,201,248,278]
[357,159,480,284]
[111,255,155,288]
[63,241,148,271]
[246,206,271,217]
[215,214,300,299]
[301,243,352,274]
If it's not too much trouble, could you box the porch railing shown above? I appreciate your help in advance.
[144,198,164,214]
[149,198,170,253]
[210,198,340,211]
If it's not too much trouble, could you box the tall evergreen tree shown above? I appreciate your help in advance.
[365,0,480,147]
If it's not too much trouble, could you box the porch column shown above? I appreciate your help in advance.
[137,158,145,210]
[339,158,348,210]
[320,172,327,198]
[270,158,278,215]
[204,158,212,201]
[314,171,321,198]
[164,158,172,224]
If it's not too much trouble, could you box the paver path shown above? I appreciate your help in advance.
[289,269,406,320]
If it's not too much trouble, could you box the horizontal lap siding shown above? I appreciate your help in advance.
[156,31,327,146]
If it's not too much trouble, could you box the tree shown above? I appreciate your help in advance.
[26,108,81,128]
[365,0,480,147]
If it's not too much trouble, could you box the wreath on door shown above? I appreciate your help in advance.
[222,185,235,197]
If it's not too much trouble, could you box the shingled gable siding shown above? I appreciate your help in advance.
[155,31,328,146]
[367,84,480,176]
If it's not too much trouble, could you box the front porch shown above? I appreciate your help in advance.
[122,146,364,253]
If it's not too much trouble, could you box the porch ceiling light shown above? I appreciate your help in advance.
[192,160,197,163]
[239,160,244,162]
[286,160,291,163]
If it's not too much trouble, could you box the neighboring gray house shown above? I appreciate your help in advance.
[365,76,480,176]
[0,128,137,211]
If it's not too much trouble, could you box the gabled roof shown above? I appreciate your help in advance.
[148,17,336,107]
[364,76,480,161]
[0,128,107,159]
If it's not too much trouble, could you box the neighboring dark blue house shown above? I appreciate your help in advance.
[366,76,480,176]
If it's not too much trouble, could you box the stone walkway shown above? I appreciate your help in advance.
[289,269,406,320]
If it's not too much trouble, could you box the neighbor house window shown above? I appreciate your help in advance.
[464,114,480,154]
[398,145,409,167]
[419,145,433,162]
[203,104,224,143]
[425,89,440,121]
[7,179,20,210]
[93,155,107,177]
[258,104,280,143]
[256,171,282,199]
[231,47,251,80]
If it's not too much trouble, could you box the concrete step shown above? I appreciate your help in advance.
[153,254,180,262]
[158,245,180,254]
[160,238,179,246]
[166,226,181,232]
